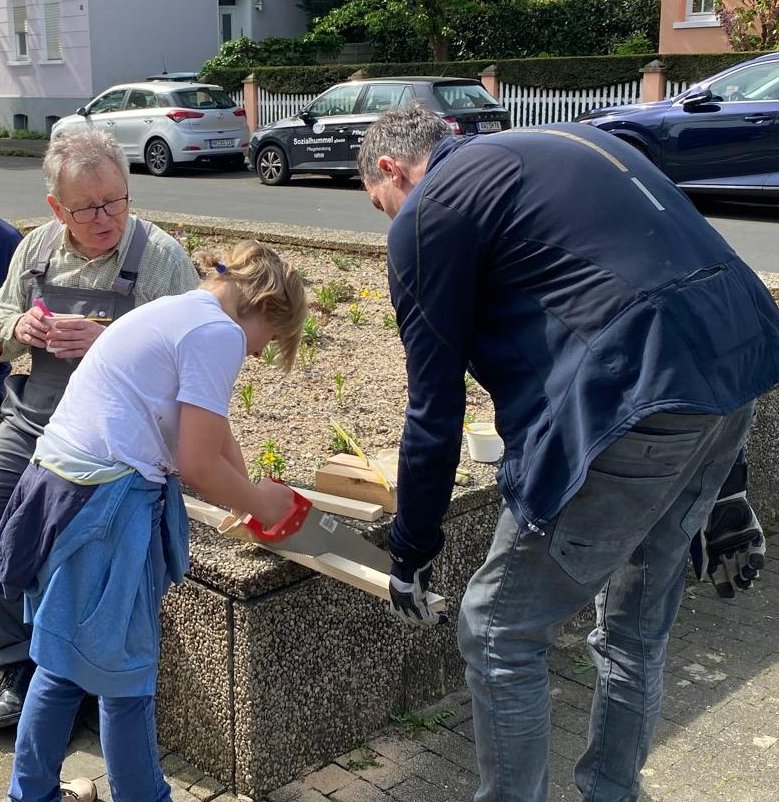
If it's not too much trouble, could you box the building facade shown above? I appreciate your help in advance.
[0,0,306,132]
[659,0,732,53]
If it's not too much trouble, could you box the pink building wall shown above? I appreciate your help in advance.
[659,0,733,54]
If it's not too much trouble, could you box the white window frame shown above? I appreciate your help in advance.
[9,1,30,63]
[674,0,721,29]
[43,1,63,62]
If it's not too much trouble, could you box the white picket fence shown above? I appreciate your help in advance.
[246,77,686,129]
[258,89,317,125]
[665,80,690,99]
[229,88,244,107]
[499,80,642,127]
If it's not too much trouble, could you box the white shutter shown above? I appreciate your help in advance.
[12,2,29,61]
[45,2,62,60]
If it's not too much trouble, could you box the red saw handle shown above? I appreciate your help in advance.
[243,482,312,543]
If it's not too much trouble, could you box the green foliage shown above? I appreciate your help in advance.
[0,128,48,139]
[609,32,655,56]
[661,51,769,85]
[252,439,287,481]
[391,707,455,736]
[198,35,339,91]
[329,421,360,453]
[301,314,322,345]
[261,342,280,365]
[382,312,400,333]
[716,0,779,51]
[239,384,255,413]
[345,747,382,770]
[334,371,346,405]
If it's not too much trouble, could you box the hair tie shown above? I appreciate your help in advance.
[215,262,227,274]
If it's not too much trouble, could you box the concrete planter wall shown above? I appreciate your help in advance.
[157,482,500,798]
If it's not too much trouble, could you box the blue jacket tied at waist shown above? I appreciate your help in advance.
[25,471,189,697]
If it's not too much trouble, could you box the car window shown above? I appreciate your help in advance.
[126,90,158,110]
[361,84,413,114]
[709,61,779,102]
[307,85,362,117]
[172,88,235,110]
[432,83,499,111]
[89,90,127,115]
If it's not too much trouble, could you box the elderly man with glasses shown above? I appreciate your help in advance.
[0,128,198,755]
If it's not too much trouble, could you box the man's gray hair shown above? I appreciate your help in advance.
[43,128,130,196]
[357,103,448,185]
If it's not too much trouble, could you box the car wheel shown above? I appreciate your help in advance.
[145,138,175,177]
[256,145,290,186]
[623,138,654,165]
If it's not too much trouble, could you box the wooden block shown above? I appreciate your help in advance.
[315,460,397,513]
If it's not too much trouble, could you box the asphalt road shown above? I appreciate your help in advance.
[1,157,777,271]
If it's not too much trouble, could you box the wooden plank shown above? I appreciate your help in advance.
[289,485,383,522]
[182,495,446,612]
[315,463,398,514]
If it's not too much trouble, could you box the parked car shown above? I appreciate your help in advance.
[248,76,511,186]
[50,82,249,177]
[576,52,779,198]
[146,72,200,82]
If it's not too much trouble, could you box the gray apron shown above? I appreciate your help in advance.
[1,219,149,438]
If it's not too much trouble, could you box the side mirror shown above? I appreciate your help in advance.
[299,107,313,121]
[77,106,88,117]
[682,88,713,109]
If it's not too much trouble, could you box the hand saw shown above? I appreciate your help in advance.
[196,486,446,613]
[219,486,392,574]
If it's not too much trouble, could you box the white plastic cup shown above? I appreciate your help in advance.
[465,422,504,463]
[45,313,85,353]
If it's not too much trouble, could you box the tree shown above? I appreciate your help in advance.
[307,0,483,62]
[716,0,779,50]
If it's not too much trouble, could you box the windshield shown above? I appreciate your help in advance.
[432,83,500,111]
[171,88,236,110]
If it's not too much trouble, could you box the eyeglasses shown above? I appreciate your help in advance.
[59,194,130,224]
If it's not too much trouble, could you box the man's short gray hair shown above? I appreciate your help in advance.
[357,103,448,185]
[42,128,130,196]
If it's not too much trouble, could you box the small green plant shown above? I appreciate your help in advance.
[177,227,203,258]
[298,340,317,370]
[345,747,382,771]
[313,284,338,314]
[334,372,346,406]
[571,651,596,675]
[464,410,476,426]
[391,708,455,737]
[260,342,279,365]
[348,288,381,325]
[313,279,356,314]
[382,312,399,334]
[251,439,286,481]
[464,374,476,394]
[301,315,321,345]
[239,384,255,413]
[329,421,360,454]
[331,253,356,271]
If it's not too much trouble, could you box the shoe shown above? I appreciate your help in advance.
[0,660,34,728]
[61,778,97,801]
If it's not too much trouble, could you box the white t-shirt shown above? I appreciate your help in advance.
[39,289,246,483]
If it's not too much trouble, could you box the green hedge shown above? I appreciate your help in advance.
[236,51,770,96]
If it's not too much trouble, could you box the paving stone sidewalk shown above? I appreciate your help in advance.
[0,553,776,802]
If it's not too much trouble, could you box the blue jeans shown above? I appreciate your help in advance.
[8,666,171,802]
[457,404,754,802]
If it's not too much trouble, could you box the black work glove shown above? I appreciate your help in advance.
[388,559,448,627]
[702,490,765,599]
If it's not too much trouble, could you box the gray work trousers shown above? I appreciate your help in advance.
[0,420,38,665]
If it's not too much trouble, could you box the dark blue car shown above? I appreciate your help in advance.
[576,53,779,197]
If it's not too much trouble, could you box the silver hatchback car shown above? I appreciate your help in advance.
[51,81,250,176]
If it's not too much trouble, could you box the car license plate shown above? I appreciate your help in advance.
[210,138,234,148]
[477,121,503,133]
